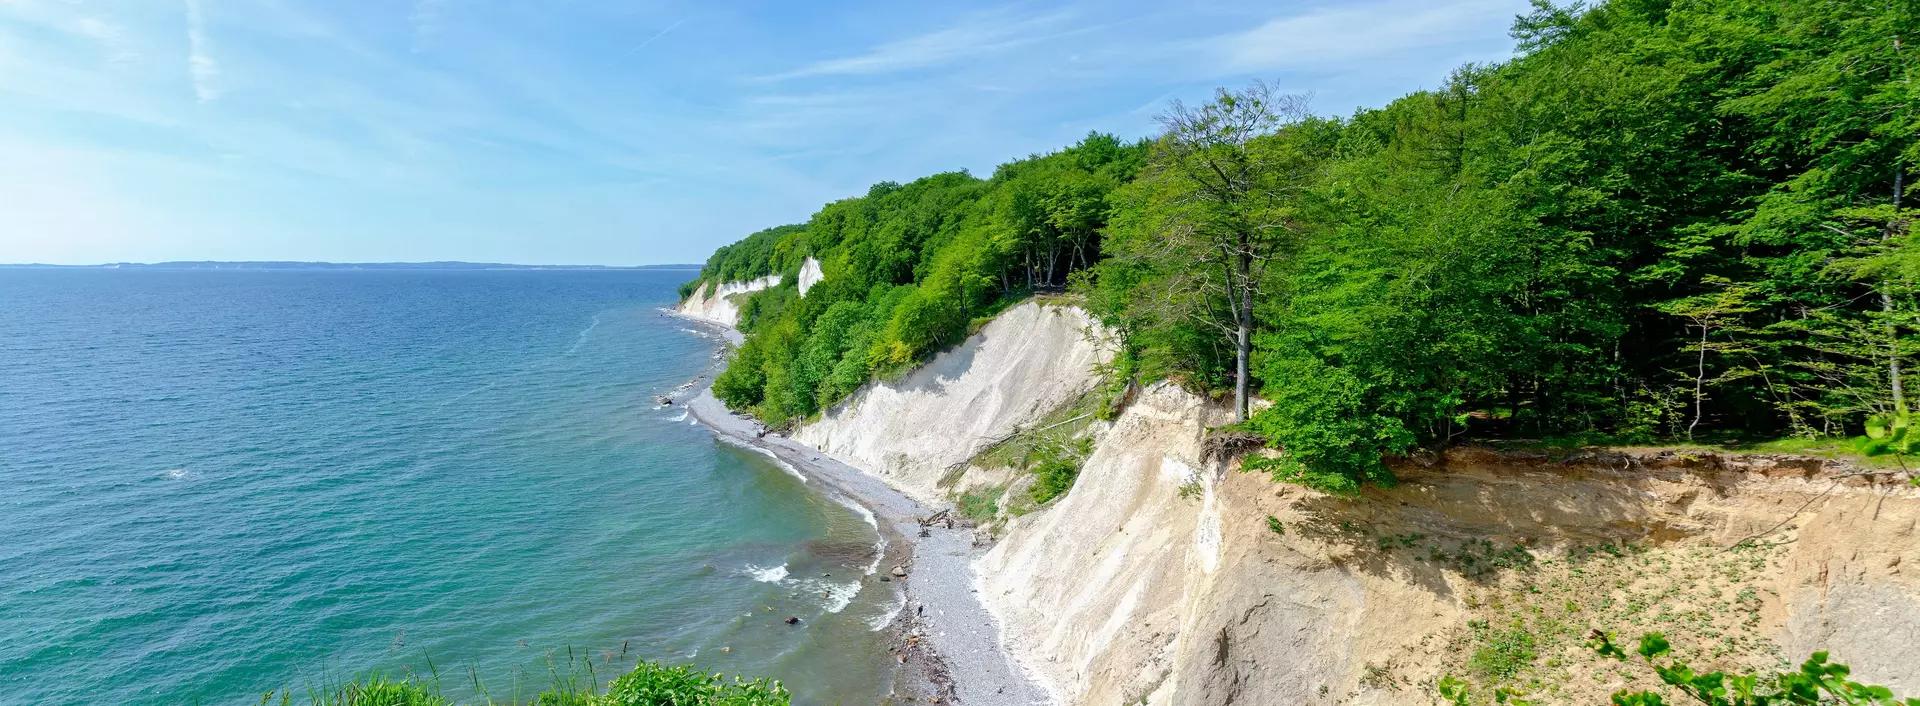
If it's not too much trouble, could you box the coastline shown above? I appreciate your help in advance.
[663,310,1046,706]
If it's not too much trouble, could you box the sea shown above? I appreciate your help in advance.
[0,269,894,705]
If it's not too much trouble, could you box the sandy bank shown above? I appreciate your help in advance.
[663,309,1047,706]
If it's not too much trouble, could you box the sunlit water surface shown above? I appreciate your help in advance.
[0,269,892,705]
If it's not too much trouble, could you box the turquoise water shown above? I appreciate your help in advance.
[0,270,893,705]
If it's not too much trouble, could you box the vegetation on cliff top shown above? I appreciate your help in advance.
[690,0,1918,495]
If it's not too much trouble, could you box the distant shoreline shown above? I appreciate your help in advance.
[0,261,701,271]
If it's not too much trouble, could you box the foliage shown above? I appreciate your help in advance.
[272,661,788,706]
[1589,632,1916,705]
[1468,620,1539,681]
[956,487,1001,524]
[702,135,1149,424]
[1090,0,1920,492]
[1098,82,1326,422]
[970,392,1102,504]
[1853,406,1920,461]
[597,661,788,706]
[1026,435,1093,504]
[699,0,1920,491]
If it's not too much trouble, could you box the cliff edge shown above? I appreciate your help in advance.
[700,298,1920,705]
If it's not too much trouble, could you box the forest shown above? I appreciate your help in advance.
[687,0,1918,495]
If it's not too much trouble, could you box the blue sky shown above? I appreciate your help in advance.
[0,0,1532,266]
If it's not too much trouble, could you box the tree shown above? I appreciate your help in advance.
[1655,277,1761,439]
[1106,81,1322,421]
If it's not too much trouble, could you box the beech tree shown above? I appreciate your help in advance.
[1104,81,1322,422]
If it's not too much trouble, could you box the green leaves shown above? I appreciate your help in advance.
[1853,408,1920,458]
[696,0,1920,467]
[1439,676,1474,706]
[1587,632,1912,705]
[599,662,790,706]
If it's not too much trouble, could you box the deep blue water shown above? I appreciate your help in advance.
[0,269,891,705]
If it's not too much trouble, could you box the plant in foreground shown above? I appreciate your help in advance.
[265,660,789,706]
[1438,633,1913,705]
[1587,632,1914,705]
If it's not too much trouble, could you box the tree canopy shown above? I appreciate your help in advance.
[687,0,1919,495]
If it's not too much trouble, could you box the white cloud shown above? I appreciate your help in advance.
[184,0,219,101]
[73,16,139,63]
[1219,0,1524,71]
[764,9,1072,80]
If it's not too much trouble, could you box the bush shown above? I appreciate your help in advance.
[1241,355,1411,495]
[286,660,788,706]
[1591,632,1915,705]
[600,661,790,706]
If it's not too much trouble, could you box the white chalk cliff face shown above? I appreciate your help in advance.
[975,388,1920,705]
[797,257,825,297]
[793,302,1116,505]
[773,302,1920,705]
[677,275,780,327]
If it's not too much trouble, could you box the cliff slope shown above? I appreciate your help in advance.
[677,275,780,327]
[732,301,1918,705]
[977,381,1920,705]
[793,302,1116,505]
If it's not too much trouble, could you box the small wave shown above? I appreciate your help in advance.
[867,591,906,631]
[744,564,788,583]
[670,410,689,423]
[811,483,880,533]
[792,577,862,613]
[864,538,885,576]
[564,314,602,356]
[162,468,192,480]
[749,447,808,484]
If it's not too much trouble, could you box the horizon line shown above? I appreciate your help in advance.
[0,260,705,270]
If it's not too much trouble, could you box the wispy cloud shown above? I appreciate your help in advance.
[183,0,219,101]
[0,0,1526,265]
[74,17,139,64]
[1218,0,1522,71]
[622,17,687,57]
[763,10,1071,80]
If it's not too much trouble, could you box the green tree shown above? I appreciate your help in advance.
[1105,81,1324,421]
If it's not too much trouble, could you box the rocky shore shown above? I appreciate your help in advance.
[663,312,1045,706]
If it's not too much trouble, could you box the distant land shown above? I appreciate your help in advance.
[0,261,702,271]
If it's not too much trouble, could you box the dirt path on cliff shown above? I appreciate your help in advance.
[664,311,1047,706]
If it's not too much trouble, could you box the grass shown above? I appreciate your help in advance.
[968,388,1104,505]
[956,487,1002,525]
[1468,620,1538,681]
[1494,431,1914,471]
[1418,538,1792,704]
[246,658,788,706]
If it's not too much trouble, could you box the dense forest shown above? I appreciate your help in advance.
[685,0,1918,495]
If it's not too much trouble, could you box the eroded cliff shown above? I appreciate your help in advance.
[677,275,781,327]
[772,302,1919,705]
[793,301,1115,505]
[977,383,1920,705]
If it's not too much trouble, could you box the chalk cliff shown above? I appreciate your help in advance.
[775,301,1920,704]
[677,275,780,327]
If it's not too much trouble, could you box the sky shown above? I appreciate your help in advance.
[0,0,1533,266]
